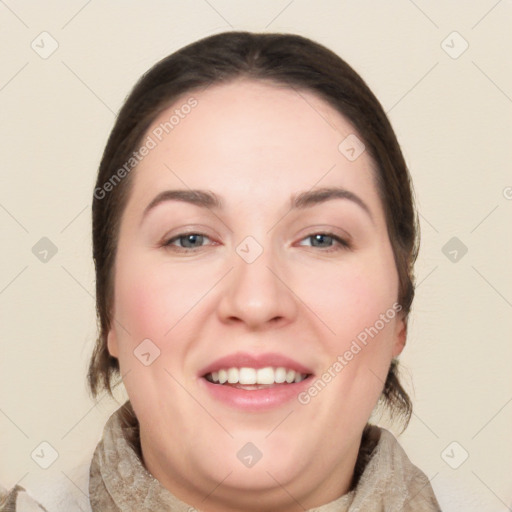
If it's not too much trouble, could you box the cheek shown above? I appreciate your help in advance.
[114,270,169,342]
[110,258,195,415]
[301,251,400,412]
[113,251,209,341]
[302,255,398,347]
[297,262,400,434]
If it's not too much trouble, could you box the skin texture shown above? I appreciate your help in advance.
[107,79,406,512]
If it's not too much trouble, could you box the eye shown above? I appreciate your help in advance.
[161,231,350,253]
[298,232,351,252]
[163,232,214,251]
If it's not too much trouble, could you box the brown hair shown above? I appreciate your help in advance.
[89,31,418,427]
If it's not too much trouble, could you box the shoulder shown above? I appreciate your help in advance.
[1,462,92,512]
[1,484,49,512]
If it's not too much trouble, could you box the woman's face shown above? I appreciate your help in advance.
[107,79,406,511]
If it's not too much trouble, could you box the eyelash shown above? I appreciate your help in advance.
[162,232,351,253]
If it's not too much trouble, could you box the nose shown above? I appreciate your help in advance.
[216,242,298,330]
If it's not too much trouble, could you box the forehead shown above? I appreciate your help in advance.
[129,79,381,216]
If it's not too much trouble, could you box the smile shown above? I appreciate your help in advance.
[199,352,314,410]
[204,367,310,387]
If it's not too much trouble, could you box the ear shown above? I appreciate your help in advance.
[392,314,407,358]
[107,328,119,358]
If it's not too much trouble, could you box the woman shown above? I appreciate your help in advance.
[1,31,441,511]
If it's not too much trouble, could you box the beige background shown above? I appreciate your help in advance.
[1,1,511,510]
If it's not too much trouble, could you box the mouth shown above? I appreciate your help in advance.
[204,366,311,390]
[199,352,314,410]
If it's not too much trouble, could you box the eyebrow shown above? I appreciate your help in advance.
[142,190,222,222]
[141,186,373,222]
[291,187,373,220]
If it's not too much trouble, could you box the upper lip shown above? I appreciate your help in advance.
[199,352,314,377]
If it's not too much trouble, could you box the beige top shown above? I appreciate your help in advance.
[1,401,441,511]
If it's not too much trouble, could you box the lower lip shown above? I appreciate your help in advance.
[200,377,313,411]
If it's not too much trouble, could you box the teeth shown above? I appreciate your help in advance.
[274,367,286,383]
[239,368,257,384]
[227,368,238,384]
[256,367,274,385]
[206,366,308,385]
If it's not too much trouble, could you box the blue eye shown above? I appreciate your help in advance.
[164,233,211,250]
[162,232,350,253]
[299,233,350,251]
